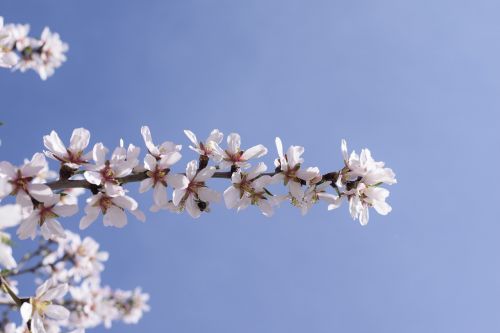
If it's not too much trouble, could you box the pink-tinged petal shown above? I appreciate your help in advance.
[27,184,53,203]
[104,182,125,197]
[79,207,100,230]
[341,139,349,162]
[296,167,320,181]
[141,126,159,156]
[112,195,138,211]
[252,175,272,191]
[223,186,240,209]
[0,242,16,269]
[349,196,361,220]
[172,189,186,206]
[69,128,90,152]
[104,206,127,228]
[17,213,38,240]
[0,204,23,228]
[247,162,267,180]
[184,129,198,146]
[227,133,241,155]
[327,197,343,210]
[198,187,220,202]
[274,137,286,166]
[43,131,67,157]
[45,304,70,320]
[271,173,285,184]
[0,177,13,199]
[207,129,223,144]
[286,146,305,168]
[231,171,242,184]
[20,303,33,323]
[241,144,268,161]
[83,171,102,185]
[139,178,153,193]
[186,160,198,180]
[167,174,189,189]
[185,195,201,218]
[52,204,78,217]
[359,206,369,225]
[40,283,68,302]
[30,312,45,333]
[131,209,146,222]
[92,143,108,165]
[194,166,216,182]
[373,201,392,215]
[41,219,66,240]
[159,151,182,168]
[143,154,157,171]
[257,200,274,217]
[153,183,168,207]
[289,181,304,200]
[21,153,46,177]
[0,161,16,179]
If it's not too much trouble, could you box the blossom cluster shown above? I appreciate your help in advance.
[0,16,68,80]
[0,126,396,332]
[0,213,149,333]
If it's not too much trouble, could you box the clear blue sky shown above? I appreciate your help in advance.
[1,1,500,332]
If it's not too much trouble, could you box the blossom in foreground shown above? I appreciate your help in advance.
[171,160,220,218]
[298,181,342,216]
[272,137,321,201]
[20,278,70,333]
[43,128,91,169]
[139,152,182,211]
[0,153,54,204]
[0,204,23,268]
[212,133,268,169]
[80,192,145,229]
[338,140,397,225]
[223,162,281,216]
[141,126,182,160]
[17,194,78,240]
[184,129,223,159]
[83,143,138,196]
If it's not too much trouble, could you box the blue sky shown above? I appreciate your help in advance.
[1,0,500,332]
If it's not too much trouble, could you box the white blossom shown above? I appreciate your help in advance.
[20,278,70,333]
[43,128,91,169]
[272,137,321,202]
[79,192,145,229]
[140,126,181,159]
[0,204,23,268]
[17,194,78,240]
[34,27,68,80]
[139,152,182,211]
[171,160,220,218]
[223,162,281,216]
[183,129,223,158]
[212,133,267,169]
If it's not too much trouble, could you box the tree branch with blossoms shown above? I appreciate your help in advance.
[0,16,68,80]
[0,126,396,332]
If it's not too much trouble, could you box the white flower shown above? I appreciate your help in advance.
[0,153,54,204]
[0,204,23,269]
[139,152,182,211]
[140,126,181,159]
[0,17,18,68]
[339,140,396,225]
[212,133,267,169]
[223,162,280,216]
[83,143,137,196]
[113,288,150,324]
[79,192,145,229]
[297,181,342,216]
[272,137,321,201]
[43,128,91,169]
[171,160,220,218]
[34,27,68,80]
[20,278,70,333]
[183,129,223,158]
[17,194,78,240]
